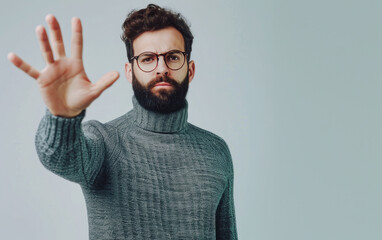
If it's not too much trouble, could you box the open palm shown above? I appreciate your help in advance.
[8,14,119,117]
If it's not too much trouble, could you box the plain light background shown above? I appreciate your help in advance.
[1,0,381,239]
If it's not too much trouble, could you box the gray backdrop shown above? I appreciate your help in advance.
[1,0,381,239]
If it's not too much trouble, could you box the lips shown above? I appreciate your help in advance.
[154,82,172,87]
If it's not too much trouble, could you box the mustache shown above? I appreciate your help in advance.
[147,76,179,89]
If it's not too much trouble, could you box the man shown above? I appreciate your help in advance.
[8,4,237,239]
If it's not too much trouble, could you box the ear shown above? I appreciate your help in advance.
[125,62,133,84]
[187,60,195,83]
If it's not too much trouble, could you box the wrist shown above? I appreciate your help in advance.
[48,108,84,118]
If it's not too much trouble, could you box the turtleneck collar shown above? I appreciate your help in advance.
[131,96,188,133]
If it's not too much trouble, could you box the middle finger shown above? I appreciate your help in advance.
[46,14,66,58]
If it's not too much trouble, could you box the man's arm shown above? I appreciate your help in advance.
[216,173,238,240]
[8,15,119,186]
[35,110,106,187]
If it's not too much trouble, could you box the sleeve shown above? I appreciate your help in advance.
[35,109,106,187]
[215,173,238,239]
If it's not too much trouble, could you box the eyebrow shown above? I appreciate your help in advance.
[136,49,184,56]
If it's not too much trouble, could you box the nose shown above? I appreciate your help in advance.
[156,55,169,76]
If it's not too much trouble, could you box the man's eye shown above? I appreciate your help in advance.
[167,54,180,62]
[140,55,155,63]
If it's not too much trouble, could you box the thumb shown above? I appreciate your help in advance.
[92,71,119,96]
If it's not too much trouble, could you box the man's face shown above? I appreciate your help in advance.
[125,27,195,113]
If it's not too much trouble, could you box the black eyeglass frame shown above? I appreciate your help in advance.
[130,50,188,73]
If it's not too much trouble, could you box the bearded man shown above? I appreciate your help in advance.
[8,4,238,240]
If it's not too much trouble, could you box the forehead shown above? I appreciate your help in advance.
[133,27,185,55]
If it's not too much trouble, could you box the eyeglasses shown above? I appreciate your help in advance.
[130,50,187,73]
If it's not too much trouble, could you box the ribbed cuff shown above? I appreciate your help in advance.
[39,109,86,148]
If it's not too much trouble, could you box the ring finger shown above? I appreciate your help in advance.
[36,25,54,64]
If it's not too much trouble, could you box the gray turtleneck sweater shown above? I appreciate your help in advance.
[35,97,237,240]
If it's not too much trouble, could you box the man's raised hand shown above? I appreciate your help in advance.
[8,14,119,118]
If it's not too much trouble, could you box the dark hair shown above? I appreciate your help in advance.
[121,4,193,62]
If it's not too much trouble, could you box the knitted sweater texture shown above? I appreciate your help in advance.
[35,96,237,240]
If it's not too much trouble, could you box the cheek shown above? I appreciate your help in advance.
[173,67,189,82]
[133,65,154,85]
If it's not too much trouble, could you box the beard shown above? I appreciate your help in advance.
[132,69,189,114]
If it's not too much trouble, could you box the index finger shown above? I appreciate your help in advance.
[70,17,83,59]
